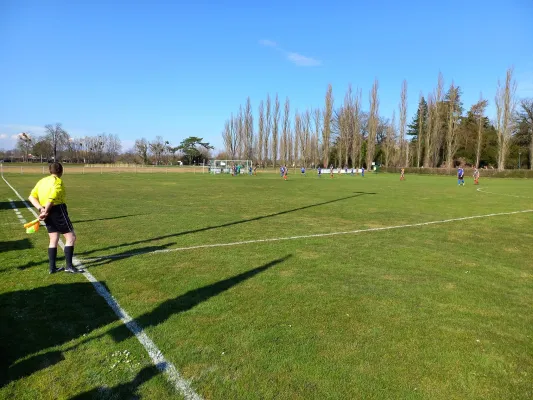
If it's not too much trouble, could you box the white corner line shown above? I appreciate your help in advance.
[2,174,202,400]
[477,187,532,199]
[81,209,533,262]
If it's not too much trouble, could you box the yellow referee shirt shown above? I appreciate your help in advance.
[30,175,66,206]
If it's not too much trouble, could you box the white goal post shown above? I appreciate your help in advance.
[208,159,253,174]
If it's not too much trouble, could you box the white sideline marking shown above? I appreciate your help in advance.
[2,175,202,400]
[8,199,27,224]
[477,187,532,199]
[81,209,533,262]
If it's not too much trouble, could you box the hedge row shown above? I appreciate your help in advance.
[380,167,533,178]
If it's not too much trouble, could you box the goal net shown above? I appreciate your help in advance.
[208,159,253,174]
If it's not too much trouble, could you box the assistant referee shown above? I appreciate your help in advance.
[28,162,80,274]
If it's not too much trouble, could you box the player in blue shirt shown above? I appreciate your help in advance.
[317,166,322,178]
[301,166,306,176]
[361,167,365,177]
[457,166,465,186]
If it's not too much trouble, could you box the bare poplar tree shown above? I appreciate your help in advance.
[470,96,489,168]
[384,111,396,167]
[313,108,322,167]
[244,97,254,160]
[424,93,434,167]
[340,85,353,167]
[399,80,408,166]
[323,84,333,167]
[264,94,272,166]
[287,117,294,167]
[350,88,362,168]
[236,106,244,158]
[257,100,265,166]
[271,94,280,167]
[335,108,344,168]
[281,98,290,165]
[366,79,379,169]
[301,110,312,167]
[445,82,459,170]
[495,67,517,170]
[416,92,424,167]
[430,73,444,167]
[293,111,301,166]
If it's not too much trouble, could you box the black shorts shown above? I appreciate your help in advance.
[45,204,74,234]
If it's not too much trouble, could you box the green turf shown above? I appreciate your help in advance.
[1,171,532,399]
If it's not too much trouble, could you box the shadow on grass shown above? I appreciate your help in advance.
[77,192,376,257]
[109,255,292,342]
[69,363,161,400]
[0,281,122,387]
[80,242,177,269]
[0,200,25,210]
[72,213,146,224]
[0,238,33,254]
[1,255,290,395]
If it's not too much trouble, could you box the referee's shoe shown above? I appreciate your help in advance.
[65,266,82,273]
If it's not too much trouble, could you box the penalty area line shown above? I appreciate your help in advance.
[1,173,203,400]
[477,187,532,199]
[81,209,533,261]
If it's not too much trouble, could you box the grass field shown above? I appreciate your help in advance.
[1,171,532,399]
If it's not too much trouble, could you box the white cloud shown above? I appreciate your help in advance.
[0,134,6,139]
[259,39,322,67]
[287,52,321,67]
[259,39,277,47]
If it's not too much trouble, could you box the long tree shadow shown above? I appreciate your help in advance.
[69,363,162,400]
[72,213,145,224]
[109,255,292,342]
[80,242,177,269]
[0,281,124,387]
[14,242,178,272]
[77,192,376,257]
[0,200,24,210]
[0,238,32,254]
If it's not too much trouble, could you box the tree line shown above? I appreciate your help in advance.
[221,68,533,170]
[3,125,214,165]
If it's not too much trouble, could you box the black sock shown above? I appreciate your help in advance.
[48,247,57,271]
[64,246,74,269]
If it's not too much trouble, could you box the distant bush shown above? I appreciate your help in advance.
[380,167,533,179]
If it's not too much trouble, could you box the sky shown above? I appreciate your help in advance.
[1,0,532,152]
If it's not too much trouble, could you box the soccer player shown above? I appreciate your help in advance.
[330,164,334,178]
[473,167,480,185]
[361,167,365,177]
[457,166,465,186]
[28,162,80,274]
[351,167,355,176]
[301,166,306,176]
[400,168,405,181]
[283,165,288,180]
[317,165,322,178]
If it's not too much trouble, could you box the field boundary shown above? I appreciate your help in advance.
[476,187,532,199]
[81,209,533,261]
[1,173,203,400]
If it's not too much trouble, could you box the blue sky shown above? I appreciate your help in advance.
[1,0,532,152]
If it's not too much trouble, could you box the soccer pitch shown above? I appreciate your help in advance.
[1,171,532,399]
